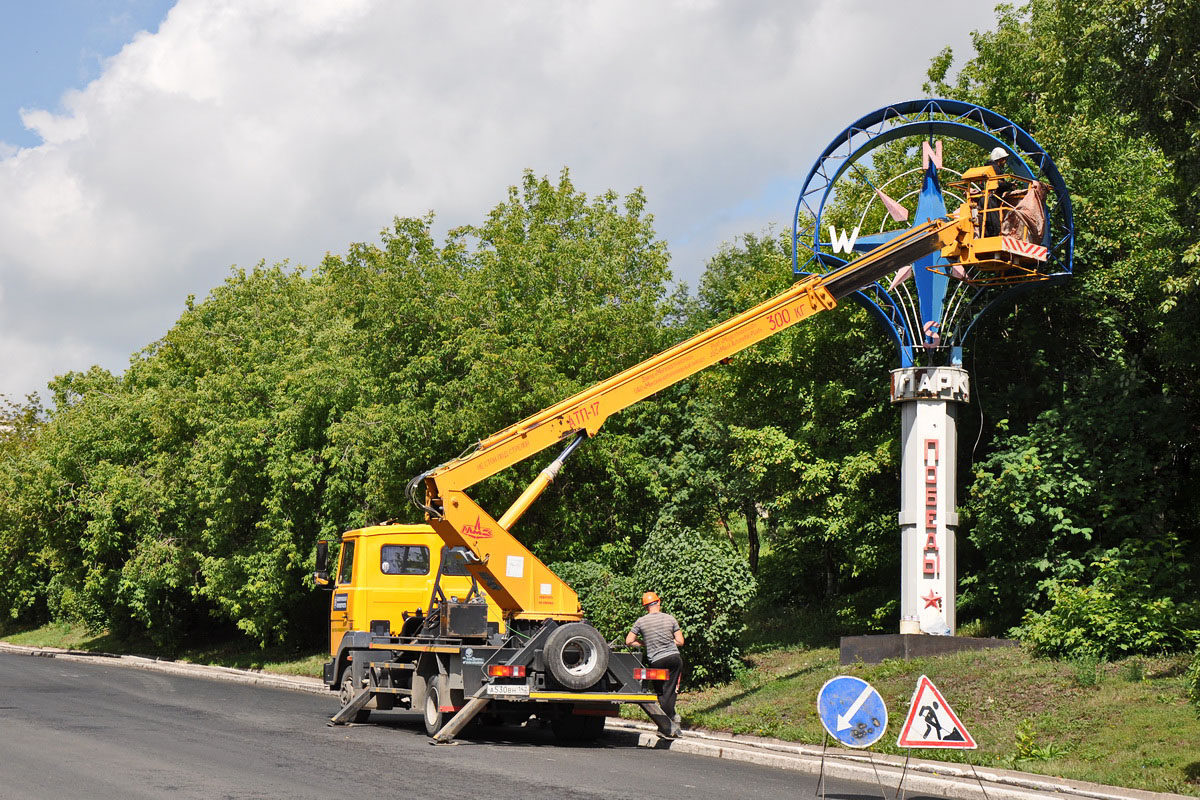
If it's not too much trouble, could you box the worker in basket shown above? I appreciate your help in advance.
[982,146,1018,237]
[627,591,684,737]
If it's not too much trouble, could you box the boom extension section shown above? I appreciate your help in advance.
[410,205,977,619]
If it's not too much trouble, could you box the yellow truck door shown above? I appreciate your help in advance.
[329,537,356,656]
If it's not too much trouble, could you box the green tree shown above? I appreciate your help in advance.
[0,170,685,648]
[320,169,681,566]
[0,394,53,628]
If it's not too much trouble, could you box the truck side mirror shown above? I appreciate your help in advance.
[313,540,332,589]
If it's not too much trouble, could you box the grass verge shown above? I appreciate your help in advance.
[673,644,1200,796]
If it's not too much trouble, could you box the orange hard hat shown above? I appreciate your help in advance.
[641,591,660,606]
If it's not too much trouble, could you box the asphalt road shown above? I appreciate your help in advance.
[0,651,914,800]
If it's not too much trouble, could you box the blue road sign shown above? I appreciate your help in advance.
[817,676,888,749]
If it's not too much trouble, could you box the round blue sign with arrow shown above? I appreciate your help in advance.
[817,676,888,749]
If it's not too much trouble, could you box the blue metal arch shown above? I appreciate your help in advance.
[791,99,1074,366]
[793,99,1074,268]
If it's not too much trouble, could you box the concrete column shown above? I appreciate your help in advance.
[891,367,969,635]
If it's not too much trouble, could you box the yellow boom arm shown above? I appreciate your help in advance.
[411,205,978,619]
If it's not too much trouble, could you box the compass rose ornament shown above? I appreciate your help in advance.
[793,99,1073,368]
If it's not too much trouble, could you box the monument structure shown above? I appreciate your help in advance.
[791,100,1074,637]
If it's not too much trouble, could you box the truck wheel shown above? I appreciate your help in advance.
[544,622,609,690]
[422,674,450,737]
[551,712,605,742]
[339,673,370,724]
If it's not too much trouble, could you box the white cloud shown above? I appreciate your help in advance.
[0,0,996,400]
[0,331,104,402]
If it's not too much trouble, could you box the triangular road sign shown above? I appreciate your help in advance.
[896,675,976,749]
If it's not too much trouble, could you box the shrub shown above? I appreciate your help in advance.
[1186,647,1200,714]
[1013,556,1200,659]
[1071,654,1100,688]
[1014,718,1037,760]
[549,560,639,643]
[46,572,109,633]
[632,524,756,686]
[116,536,196,647]
[1013,718,1067,762]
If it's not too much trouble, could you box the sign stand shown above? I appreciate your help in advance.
[815,677,890,800]
[866,753,888,800]
[814,731,890,800]
[816,732,828,800]
[894,676,978,800]
[893,751,993,800]
[894,751,911,800]
[969,764,993,800]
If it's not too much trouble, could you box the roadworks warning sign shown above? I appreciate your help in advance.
[896,675,976,749]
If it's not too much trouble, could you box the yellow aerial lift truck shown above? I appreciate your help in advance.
[314,194,1046,743]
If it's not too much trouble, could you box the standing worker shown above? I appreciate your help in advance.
[626,591,684,737]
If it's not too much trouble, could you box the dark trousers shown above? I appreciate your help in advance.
[984,194,1004,236]
[651,653,683,719]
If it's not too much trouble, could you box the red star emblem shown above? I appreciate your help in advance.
[922,590,942,609]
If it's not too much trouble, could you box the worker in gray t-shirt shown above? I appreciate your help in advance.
[626,591,684,736]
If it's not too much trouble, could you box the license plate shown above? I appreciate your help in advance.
[487,683,530,697]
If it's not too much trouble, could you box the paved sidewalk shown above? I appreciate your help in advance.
[2,641,1191,800]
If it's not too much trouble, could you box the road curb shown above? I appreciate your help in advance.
[1,641,1189,800]
[604,720,1191,800]
[0,641,328,695]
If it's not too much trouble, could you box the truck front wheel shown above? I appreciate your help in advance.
[422,674,450,737]
[339,673,371,724]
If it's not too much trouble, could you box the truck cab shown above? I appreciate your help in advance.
[318,524,503,681]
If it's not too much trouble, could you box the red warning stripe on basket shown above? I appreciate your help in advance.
[1001,237,1048,261]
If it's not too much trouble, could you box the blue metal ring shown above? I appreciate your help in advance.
[791,99,1074,365]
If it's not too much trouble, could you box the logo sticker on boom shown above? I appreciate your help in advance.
[461,516,493,539]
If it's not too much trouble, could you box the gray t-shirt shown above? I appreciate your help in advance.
[630,611,681,663]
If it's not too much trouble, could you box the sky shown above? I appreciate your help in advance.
[0,0,999,402]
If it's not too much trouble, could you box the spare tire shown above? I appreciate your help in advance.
[543,622,609,690]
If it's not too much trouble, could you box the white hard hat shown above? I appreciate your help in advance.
[988,146,1008,162]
